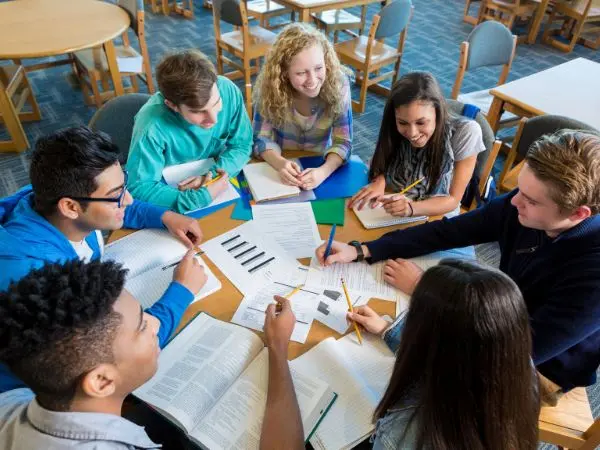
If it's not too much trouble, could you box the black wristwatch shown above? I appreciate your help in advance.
[348,240,364,262]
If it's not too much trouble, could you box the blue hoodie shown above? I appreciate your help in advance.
[0,186,194,393]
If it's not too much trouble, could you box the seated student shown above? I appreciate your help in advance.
[252,23,352,190]
[0,260,303,450]
[0,126,206,393]
[349,72,485,217]
[319,129,600,404]
[127,49,253,213]
[348,259,540,450]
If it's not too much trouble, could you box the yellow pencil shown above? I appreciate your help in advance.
[341,278,363,345]
[276,284,303,312]
[203,173,223,187]
[398,177,425,196]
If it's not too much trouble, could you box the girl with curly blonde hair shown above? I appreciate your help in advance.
[252,23,353,190]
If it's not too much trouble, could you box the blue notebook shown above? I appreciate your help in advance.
[298,155,368,200]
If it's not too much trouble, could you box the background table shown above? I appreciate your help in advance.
[275,0,387,23]
[486,58,600,133]
[0,0,130,96]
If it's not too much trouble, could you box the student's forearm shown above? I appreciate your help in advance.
[320,153,344,177]
[260,349,304,450]
[410,195,461,217]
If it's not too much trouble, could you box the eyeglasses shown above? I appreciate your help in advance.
[67,171,129,208]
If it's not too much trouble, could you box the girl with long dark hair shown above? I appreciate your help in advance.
[349,72,484,218]
[348,259,540,450]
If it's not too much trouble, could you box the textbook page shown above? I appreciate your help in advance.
[134,314,264,433]
[104,229,188,278]
[306,258,402,302]
[243,162,300,202]
[162,159,240,214]
[201,221,299,295]
[190,348,334,449]
[291,333,395,450]
[125,255,221,309]
[251,203,321,259]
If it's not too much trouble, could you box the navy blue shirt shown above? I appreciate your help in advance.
[365,191,600,391]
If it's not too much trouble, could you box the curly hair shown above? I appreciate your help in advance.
[0,260,126,411]
[252,23,349,128]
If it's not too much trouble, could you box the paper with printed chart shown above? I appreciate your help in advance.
[104,229,221,309]
[200,221,299,296]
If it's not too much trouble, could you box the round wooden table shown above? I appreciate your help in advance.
[0,0,131,96]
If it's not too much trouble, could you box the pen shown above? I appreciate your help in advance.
[323,224,337,261]
[276,284,304,312]
[161,251,204,271]
[203,173,223,187]
[341,277,363,345]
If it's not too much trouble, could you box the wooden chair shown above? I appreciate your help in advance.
[72,0,155,109]
[478,0,542,42]
[542,0,600,52]
[451,20,519,130]
[312,6,369,43]
[539,387,600,450]
[463,0,483,25]
[146,0,194,18]
[212,0,276,117]
[498,115,597,192]
[335,0,413,114]
[246,0,294,29]
[448,99,501,211]
[0,65,41,153]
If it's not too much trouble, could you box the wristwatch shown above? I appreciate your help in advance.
[348,240,364,262]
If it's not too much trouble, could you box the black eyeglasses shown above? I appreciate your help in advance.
[67,171,129,208]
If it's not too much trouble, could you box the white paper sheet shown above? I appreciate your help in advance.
[162,159,240,214]
[313,289,367,335]
[200,222,299,296]
[251,203,321,259]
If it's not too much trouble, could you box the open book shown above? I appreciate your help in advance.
[134,313,337,449]
[104,229,221,309]
[290,331,396,450]
[242,161,301,202]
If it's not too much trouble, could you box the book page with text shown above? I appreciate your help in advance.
[191,348,332,449]
[134,314,264,433]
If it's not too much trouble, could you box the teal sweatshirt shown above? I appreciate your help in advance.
[127,76,252,213]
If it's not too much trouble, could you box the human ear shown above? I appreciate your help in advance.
[56,198,81,220]
[80,364,118,399]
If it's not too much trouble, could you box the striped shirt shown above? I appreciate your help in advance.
[252,75,353,161]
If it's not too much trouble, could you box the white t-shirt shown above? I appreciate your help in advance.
[70,230,104,262]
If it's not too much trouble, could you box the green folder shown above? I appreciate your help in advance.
[311,198,345,225]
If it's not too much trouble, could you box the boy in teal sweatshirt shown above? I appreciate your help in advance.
[127,50,252,213]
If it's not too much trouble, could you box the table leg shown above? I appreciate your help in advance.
[527,0,549,44]
[486,96,504,134]
[103,39,125,97]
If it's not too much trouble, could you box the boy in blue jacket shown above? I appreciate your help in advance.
[0,126,207,393]
[318,129,600,404]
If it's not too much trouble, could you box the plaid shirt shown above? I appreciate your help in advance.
[252,76,353,161]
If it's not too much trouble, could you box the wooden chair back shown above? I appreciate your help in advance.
[542,0,600,52]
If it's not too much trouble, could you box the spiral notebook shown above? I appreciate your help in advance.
[353,205,427,229]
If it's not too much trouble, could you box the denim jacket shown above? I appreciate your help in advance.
[0,388,160,449]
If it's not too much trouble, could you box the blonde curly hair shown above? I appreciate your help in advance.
[253,23,349,129]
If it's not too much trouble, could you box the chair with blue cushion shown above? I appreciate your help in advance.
[88,93,150,164]
[334,0,413,114]
[498,114,598,193]
[451,20,518,131]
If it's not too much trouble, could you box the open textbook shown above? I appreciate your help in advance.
[104,229,221,309]
[134,313,336,449]
[290,331,396,450]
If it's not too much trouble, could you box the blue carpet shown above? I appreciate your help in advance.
[0,0,598,439]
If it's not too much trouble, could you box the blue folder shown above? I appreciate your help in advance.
[298,154,368,200]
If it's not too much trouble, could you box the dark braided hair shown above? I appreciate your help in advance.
[0,260,127,411]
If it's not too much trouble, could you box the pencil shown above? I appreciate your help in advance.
[276,284,304,312]
[203,173,223,187]
[341,277,363,345]
[398,177,425,196]
[161,251,204,271]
